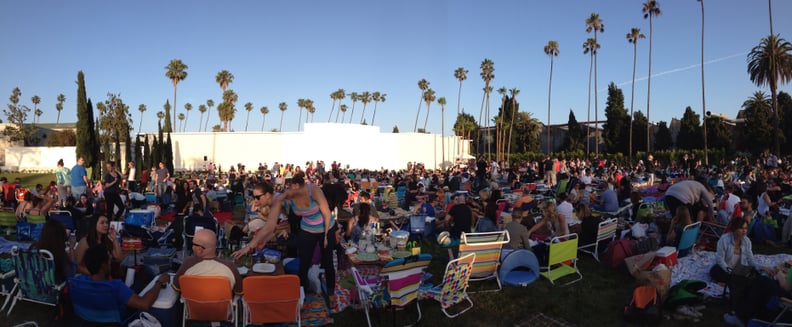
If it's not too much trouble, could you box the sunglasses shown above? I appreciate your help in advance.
[192,243,206,249]
[253,194,265,200]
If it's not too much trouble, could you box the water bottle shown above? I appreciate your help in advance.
[218,227,226,249]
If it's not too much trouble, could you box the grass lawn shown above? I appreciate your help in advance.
[6,240,785,326]
[0,172,58,190]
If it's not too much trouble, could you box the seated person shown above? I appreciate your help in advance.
[592,179,619,213]
[346,203,378,243]
[172,229,243,295]
[436,193,473,242]
[73,193,94,216]
[72,245,170,318]
[412,195,435,217]
[27,183,55,215]
[576,204,601,246]
[504,209,531,250]
[74,215,123,276]
[710,217,758,284]
[527,202,569,265]
[665,207,693,247]
[512,188,535,217]
[725,260,792,325]
[475,202,499,233]
[35,219,76,282]
[352,191,380,219]
[384,185,399,209]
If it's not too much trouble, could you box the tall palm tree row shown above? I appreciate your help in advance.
[438,97,447,167]
[585,13,604,155]
[137,104,146,132]
[339,104,348,123]
[260,106,269,131]
[31,95,40,124]
[244,102,253,132]
[219,89,238,132]
[643,0,661,153]
[205,99,215,132]
[454,67,468,153]
[544,40,559,155]
[415,79,429,132]
[627,27,645,163]
[278,102,287,132]
[747,34,792,155]
[198,104,207,132]
[215,70,234,131]
[359,91,372,124]
[328,89,344,122]
[335,91,346,123]
[165,59,188,132]
[583,37,599,156]
[56,93,66,124]
[479,59,495,159]
[507,88,520,160]
[183,103,192,132]
[371,92,386,125]
[422,89,436,131]
[348,92,359,124]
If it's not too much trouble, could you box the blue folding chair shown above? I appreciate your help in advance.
[677,222,701,258]
[68,277,125,324]
[47,210,73,231]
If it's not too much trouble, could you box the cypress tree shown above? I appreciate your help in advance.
[151,135,160,170]
[143,135,151,170]
[134,136,142,180]
[165,132,174,174]
[163,100,173,133]
[75,72,99,173]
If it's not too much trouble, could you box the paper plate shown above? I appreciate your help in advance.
[345,247,357,255]
[392,251,412,259]
[356,252,379,262]
[252,263,276,273]
[238,267,249,275]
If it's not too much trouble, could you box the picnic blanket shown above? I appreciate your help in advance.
[671,250,792,298]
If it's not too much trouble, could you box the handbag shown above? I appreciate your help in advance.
[128,312,161,327]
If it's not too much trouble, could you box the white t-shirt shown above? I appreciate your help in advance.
[127,167,136,182]
[557,201,576,225]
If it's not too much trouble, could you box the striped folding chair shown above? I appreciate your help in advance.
[459,231,509,292]
[578,218,618,262]
[379,254,432,326]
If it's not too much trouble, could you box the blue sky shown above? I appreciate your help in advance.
[1,0,790,135]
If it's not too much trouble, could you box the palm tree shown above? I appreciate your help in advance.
[31,95,40,124]
[422,89,437,132]
[138,104,147,132]
[586,13,604,155]
[204,99,215,132]
[415,79,429,132]
[507,88,520,160]
[260,106,269,131]
[359,91,372,124]
[198,104,207,131]
[307,100,316,123]
[339,104,348,123]
[348,92,359,124]
[34,109,42,124]
[183,103,192,132]
[328,89,344,122]
[497,87,508,160]
[583,38,600,156]
[55,93,65,124]
[479,59,495,158]
[165,59,188,132]
[178,113,185,131]
[643,0,661,153]
[748,34,792,155]
[296,98,305,131]
[278,102,287,132]
[219,90,238,132]
[370,92,384,125]
[699,0,708,165]
[627,27,645,163]
[454,67,468,153]
[438,97,447,168]
[215,70,234,92]
[544,41,560,155]
[156,111,164,124]
[335,90,346,123]
[244,102,253,131]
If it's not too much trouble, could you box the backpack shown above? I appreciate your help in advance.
[624,285,661,324]
[631,237,659,256]
[603,238,634,270]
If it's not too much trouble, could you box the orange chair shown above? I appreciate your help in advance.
[242,275,304,326]
[179,275,238,327]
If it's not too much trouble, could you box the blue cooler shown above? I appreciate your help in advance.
[125,209,154,226]
[145,192,157,203]
[140,274,181,327]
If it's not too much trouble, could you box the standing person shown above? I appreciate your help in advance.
[125,162,137,193]
[103,162,125,221]
[71,157,90,200]
[155,162,170,197]
[664,179,715,222]
[56,159,71,208]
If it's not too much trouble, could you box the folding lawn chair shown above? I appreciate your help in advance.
[578,218,617,262]
[539,233,582,286]
[378,254,432,326]
[242,275,304,327]
[677,222,701,258]
[68,277,125,325]
[423,252,476,318]
[459,231,509,292]
[2,246,65,316]
[180,275,239,327]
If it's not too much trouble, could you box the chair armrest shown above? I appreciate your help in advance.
[299,286,305,306]
[781,297,792,305]
[54,281,66,291]
[0,270,15,279]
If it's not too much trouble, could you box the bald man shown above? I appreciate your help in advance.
[172,229,242,295]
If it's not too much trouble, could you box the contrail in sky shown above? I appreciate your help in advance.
[600,52,748,92]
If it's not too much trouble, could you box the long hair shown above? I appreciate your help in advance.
[357,203,372,228]
[35,219,70,280]
[86,215,114,253]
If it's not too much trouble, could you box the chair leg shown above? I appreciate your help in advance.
[6,296,18,317]
[1,285,17,312]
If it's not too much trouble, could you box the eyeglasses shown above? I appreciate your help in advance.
[192,243,206,249]
[253,194,265,200]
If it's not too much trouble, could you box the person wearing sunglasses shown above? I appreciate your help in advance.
[172,229,242,295]
[232,182,276,258]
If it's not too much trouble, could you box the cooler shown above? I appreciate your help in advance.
[140,273,180,327]
[655,246,678,267]
[145,192,157,203]
[126,209,154,226]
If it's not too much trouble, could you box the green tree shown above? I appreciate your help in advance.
[779,91,792,153]
[496,87,507,160]
[422,89,436,131]
[297,98,305,131]
[654,121,672,151]
[137,104,146,132]
[454,112,479,152]
[511,111,542,153]
[143,135,151,172]
[219,90,238,132]
[392,125,399,133]
[371,92,385,125]
[134,135,142,180]
[705,116,732,152]
[216,70,233,91]
[45,130,76,146]
[438,97,447,167]
[562,110,586,152]
[31,95,40,124]
[479,59,495,158]
[260,106,269,132]
[2,87,34,145]
[583,38,600,156]
[747,34,792,155]
[359,91,372,124]
[177,113,185,131]
[56,93,66,124]
[244,102,253,131]
[334,90,346,123]
[506,88,520,159]
[643,0,662,153]
[98,93,132,166]
[212,125,222,132]
[156,111,164,124]
[183,102,192,132]
[198,104,207,132]
[632,110,649,153]
[278,102,287,132]
[627,27,645,162]
[602,82,629,154]
[204,99,215,132]
[163,100,172,133]
[586,13,605,154]
[544,40,560,155]
[165,132,174,174]
[75,71,98,172]
[150,135,160,172]
[414,80,428,131]
[677,106,702,150]
[339,104,348,123]
[741,91,775,154]
[165,59,188,132]
[454,67,469,154]
[348,92,359,124]
[328,89,343,122]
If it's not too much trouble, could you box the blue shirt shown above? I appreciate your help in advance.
[74,275,134,317]
[599,189,619,213]
[71,164,87,187]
